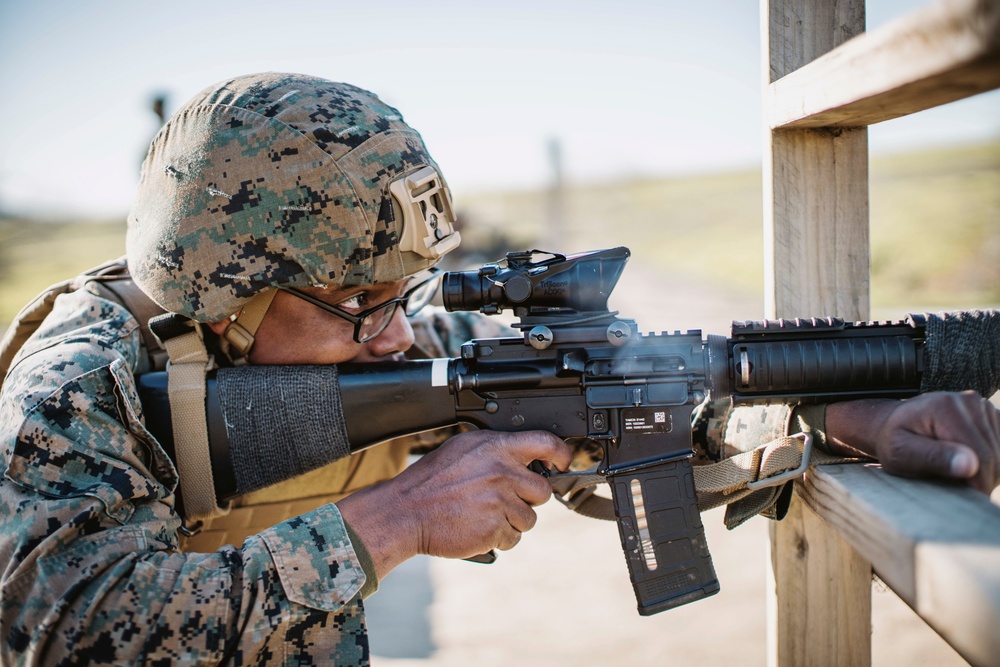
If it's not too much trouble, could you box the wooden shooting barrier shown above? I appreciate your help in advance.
[761,1,1000,665]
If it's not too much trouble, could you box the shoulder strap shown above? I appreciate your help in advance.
[149,313,228,522]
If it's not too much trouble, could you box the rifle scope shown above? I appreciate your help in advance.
[442,247,630,316]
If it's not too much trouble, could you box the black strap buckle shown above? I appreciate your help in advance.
[178,519,204,538]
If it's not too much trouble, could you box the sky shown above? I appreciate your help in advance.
[0,0,997,218]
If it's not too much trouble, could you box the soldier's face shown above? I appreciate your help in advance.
[209,278,415,365]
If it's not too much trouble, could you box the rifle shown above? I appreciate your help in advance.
[335,246,929,615]
[140,246,939,615]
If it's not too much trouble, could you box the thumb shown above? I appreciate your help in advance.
[882,433,980,482]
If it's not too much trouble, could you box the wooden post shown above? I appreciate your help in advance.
[762,1,873,665]
[763,0,871,321]
[766,499,873,667]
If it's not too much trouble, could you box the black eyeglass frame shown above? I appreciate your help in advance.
[282,267,442,343]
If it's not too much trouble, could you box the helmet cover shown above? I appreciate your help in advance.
[127,72,458,322]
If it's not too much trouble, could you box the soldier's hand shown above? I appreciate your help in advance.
[827,392,1000,494]
[338,430,571,578]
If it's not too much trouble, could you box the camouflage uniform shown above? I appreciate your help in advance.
[0,72,470,666]
[0,286,369,665]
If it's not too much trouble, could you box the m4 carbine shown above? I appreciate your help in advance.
[335,247,928,615]
[142,247,979,616]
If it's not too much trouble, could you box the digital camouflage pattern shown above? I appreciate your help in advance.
[0,288,371,665]
[128,72,454,322]
[408,306,517,359]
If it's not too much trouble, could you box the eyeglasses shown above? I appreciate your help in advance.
[283,267,442,343]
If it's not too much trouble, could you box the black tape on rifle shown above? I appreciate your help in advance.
[216,365,351,495]
[922,310,1000,398]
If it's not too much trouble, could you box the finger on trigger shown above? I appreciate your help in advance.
[526,431,573,472]
[515,471,555,507]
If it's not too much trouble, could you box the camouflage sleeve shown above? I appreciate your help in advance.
[691,398,730,465]
[693,399,834,460]
[694,400,843,527]
[0,290,370,665]
[408,307,515,358]
[721,403,794,456]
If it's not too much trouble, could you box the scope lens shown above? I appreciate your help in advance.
[442,270,486,312]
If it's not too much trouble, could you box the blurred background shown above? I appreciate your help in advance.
[1,0,997,665]
[1,0,998,327]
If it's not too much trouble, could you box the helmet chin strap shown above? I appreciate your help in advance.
[222,289,278,363]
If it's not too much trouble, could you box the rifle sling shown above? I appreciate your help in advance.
[150,314,227,522]
[548,435,848,528]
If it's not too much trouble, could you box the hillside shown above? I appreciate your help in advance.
[1,140,997,329]
[454,140,1000,311]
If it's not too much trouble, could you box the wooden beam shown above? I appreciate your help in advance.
[796,464,1000,667]
[768,0,1000,129]
[764,0,867,83]
[763,0,870,322]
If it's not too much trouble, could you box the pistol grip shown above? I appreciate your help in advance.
[609,456,720,615]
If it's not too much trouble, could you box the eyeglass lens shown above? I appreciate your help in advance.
[356,270,441,342]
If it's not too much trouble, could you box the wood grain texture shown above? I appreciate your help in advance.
[766,499,872,667]
[797,464,1000,667]
[764,127,870,320]
[768,0,1000,128]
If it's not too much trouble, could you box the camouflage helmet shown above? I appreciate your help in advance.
[127,72,460,323]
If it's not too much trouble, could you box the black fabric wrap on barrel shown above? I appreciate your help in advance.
[921,310,1000,398]
[216,365,351,497]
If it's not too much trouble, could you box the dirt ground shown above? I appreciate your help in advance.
[364,259,972,666]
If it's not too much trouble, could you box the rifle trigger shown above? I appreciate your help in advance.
[528,460,551,477]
